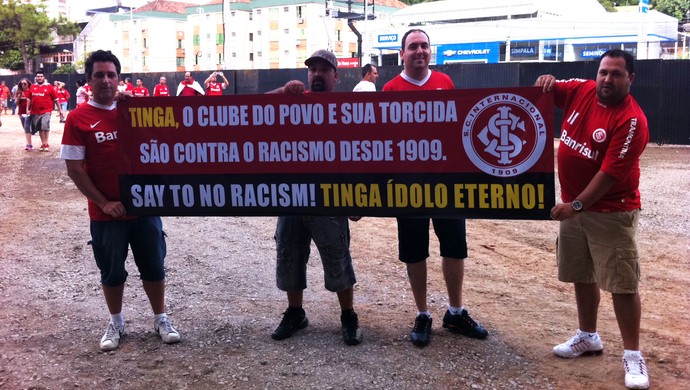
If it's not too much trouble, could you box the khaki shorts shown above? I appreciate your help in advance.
[556,209,641,293]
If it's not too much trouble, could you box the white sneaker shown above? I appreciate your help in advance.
[100,322,124,351]
[623,351,649,389]
[553,329,604,358]
[154,317,181,344]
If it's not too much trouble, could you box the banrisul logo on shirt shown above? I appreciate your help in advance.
[462,93,547,177]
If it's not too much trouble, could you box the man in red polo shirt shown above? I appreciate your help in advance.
[204,71,230,96]
[153,77,170,97]
[27,71,63,152]
[132,78,150,97]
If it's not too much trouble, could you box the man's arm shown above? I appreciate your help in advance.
[220,73,230,89]
[204,72,216,88]
[266,80,305,95]
[550,171,616,221]
[65,159,126,218]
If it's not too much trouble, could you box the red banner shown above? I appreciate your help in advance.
[117,87,554,219]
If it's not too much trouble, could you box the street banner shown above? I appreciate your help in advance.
[117,87,555,219]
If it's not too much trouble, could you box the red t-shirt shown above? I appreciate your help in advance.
[16,90,30,115]
[382,70,454,91]
[60,101,132,221]
[553,79,649,212]
[153,84,170,97]
[132,87,150,97]
[56,89,70,103]
[206,82,225,96]
[28,83,59,115]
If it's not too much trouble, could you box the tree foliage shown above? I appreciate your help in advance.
[0,0,80,73]
[653,0,690,20]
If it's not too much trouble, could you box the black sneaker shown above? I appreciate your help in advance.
[410,314,432,347]
[340,309,362,346]
[271,307,308,340]
[442,309,488,339]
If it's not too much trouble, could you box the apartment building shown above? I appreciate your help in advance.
[75,0,406,72]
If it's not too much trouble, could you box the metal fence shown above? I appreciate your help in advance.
[2,59,688,144]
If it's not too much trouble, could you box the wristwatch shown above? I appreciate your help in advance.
[571,199,584,212]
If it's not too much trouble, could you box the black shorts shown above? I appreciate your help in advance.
[397,217,468,263]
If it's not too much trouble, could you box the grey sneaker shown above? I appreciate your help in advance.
[623,351,649,389]
[553,330,603,358]
[154,317,181,344]
[100,321,124,351]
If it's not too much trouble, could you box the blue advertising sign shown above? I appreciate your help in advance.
[437,43,500,64]
[581,49,607,58]
[378,34,398,43]
[510,47,537,56]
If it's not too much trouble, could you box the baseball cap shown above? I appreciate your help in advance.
[305,49,338,70]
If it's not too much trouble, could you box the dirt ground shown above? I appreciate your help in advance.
[0,114,688,390]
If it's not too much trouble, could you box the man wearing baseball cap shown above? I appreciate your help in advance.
[266,50,363,347]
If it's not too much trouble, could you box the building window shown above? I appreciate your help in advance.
[176,57,184,66]
[257,51,262,57]
[216,34,224,45]
[284,29,289,34]
[143,38,147,48]
[193,35,200,45]
[256,10,261,15]
[218,53,222,64]
[297,6,302,18]
[284,7,289,12]
[177,39,183,49]
[284,50,289,56]
[207,33,211,40]
[142,56,146,66]
[231,32,236,37]
[232,52,236,58]
[249,33,253,41]
[257,30,261,36]
[249,53,254,61]
[231,11,235,17]
[249,13,253,20]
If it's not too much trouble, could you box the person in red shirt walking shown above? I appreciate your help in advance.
[132,78,150,97]
[204,71,229,96]
[27,71,63,152]
[55,82,70,123]
[153,76,170,97]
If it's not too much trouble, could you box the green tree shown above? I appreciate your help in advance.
[653,0,690,20]
[0,0,80,73]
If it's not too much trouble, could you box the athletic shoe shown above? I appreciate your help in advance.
[100,321,124,351]
[340,309,362,346]
[553,330,604,358]
[39,144,49,152]
[25,144,32,151]
[154,317,181,344]
[271,307,308,340]
[623,351,649,389]
[410,314,432,347]
[442,309,489,339]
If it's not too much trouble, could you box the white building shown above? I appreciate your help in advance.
[74,0,406,73]
[371,0,680,64]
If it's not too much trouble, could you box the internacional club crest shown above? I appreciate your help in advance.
[462,93,547,177]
